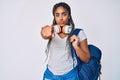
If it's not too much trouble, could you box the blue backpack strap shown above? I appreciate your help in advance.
[71,28,81,35]
[70,29,82,67]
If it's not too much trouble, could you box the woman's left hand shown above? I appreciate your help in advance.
[70,35,79,48]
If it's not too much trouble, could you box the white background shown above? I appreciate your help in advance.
[0,0,120,80]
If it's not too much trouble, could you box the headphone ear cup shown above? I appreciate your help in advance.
[54,25,61,33]
[63,25,72,34]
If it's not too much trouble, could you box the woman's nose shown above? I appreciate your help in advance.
[59,14,63,20]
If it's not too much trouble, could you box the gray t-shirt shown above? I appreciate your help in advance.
[47,30,87,75]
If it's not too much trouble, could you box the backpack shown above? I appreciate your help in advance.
[70,28,102,80]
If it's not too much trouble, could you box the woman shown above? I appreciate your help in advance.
[41,2,91,80]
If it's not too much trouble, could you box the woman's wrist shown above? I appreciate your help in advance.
[74,45,80,51]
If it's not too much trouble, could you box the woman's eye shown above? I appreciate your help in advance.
[63,13,67,16]
[55,13,59,17]
[62,12,68,16]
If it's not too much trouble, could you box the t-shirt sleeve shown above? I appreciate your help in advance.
[78,29,87,42]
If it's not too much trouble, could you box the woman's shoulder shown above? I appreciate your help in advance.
[73,28,87,42]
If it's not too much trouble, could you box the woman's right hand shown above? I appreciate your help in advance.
[41,25,55,39]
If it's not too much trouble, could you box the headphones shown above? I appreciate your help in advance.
[54,25,72,34]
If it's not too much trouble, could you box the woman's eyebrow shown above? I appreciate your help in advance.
[55,11,68,15]
[62,12,68,14]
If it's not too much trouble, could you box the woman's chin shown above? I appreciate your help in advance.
[59,24,66,27]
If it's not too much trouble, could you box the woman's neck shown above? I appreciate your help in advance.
[58,33,68,39]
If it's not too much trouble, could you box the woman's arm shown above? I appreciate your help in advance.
[70,35,91,63]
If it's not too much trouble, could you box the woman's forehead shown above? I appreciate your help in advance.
[54,6,68,13]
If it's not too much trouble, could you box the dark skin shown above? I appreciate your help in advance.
[41,6,90,63]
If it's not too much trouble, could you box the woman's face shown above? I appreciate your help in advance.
[54,6,70,27]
